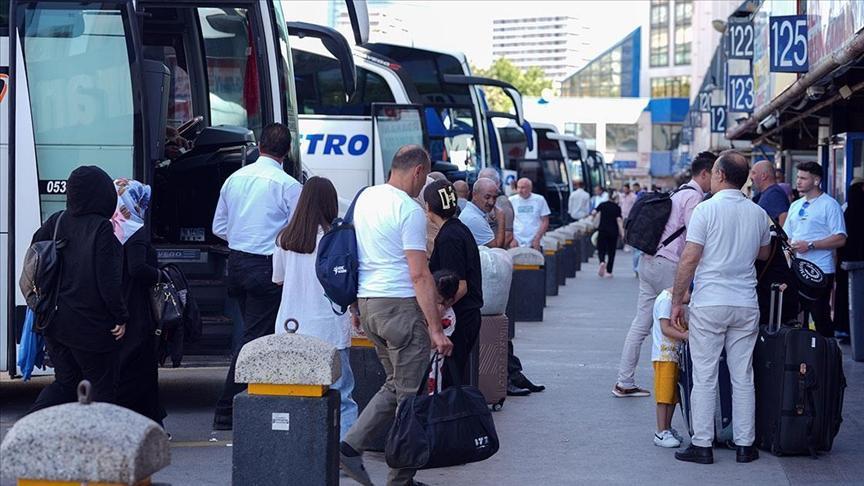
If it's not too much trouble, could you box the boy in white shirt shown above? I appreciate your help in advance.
[652,288,689,448]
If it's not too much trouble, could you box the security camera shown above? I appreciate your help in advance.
[806,85,825,100]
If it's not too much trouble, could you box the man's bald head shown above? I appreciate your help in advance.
[750,160,775,192]
[428,171,447,182]
[453,180,470,200]
[516,177,533,198]
[477,168,501,185]
[714,149,750,190]
[472,178,499,213]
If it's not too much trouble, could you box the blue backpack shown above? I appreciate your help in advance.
[316,187,368,314]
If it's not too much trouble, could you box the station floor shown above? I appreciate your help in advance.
[2,252,863,485]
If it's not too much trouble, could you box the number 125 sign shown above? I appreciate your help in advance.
[770,15,808,72]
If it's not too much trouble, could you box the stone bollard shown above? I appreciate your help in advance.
[0,381,170,486]
[545,232,568,287]
[553,227,579,279]
[565,223,584,272]
[233,320,341,486]
[506,247,545,322]
[349,334,388,451]
[541,236,559,297]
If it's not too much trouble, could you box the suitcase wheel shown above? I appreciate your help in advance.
[491,399,505,411]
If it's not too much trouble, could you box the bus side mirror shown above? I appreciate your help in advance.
[287,22,357,99]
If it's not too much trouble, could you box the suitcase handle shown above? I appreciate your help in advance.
[767,283,787,334]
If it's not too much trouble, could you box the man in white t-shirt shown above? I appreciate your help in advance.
[509,178,550,250]
[568,179,590,221]
[671,150,772,465]
[340,145,453,486]
[783,161,847,337]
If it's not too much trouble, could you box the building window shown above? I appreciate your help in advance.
[564,122,597,149]
[607,124,638,152]
[674,0,693,65]
[650,76,691,97]
[650,0,670,67]
[652,124,683,151]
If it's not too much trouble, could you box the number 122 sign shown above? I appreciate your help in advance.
[770,15,808,72]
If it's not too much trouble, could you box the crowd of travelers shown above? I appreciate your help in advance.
[20,118,862,480]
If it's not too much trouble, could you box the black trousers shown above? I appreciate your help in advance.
[596,231,619,273]
[443,308,481,388]
[508,340,523,379]
[214,251,281,418]
[29,337,115,414]
[801,273,836,338]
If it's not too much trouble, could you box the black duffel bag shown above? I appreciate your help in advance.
[385,355,499,470]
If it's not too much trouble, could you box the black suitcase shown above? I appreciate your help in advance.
[754,283,847,456]
[677,343,734,446]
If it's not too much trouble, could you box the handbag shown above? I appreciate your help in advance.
[385,354,499,470]
[150,268,184,335]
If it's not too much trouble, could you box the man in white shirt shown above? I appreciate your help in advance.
[211,123,301,431]
[671,150,772,465]
[591,185,610,210]
[454,179,470,211]
[340,145,453,486]
[459,178,498,246]
[783,161,847,337]
[568,179,590,221]
[478,168,515,248]
[619,183,637,221]
[509,178,550,250]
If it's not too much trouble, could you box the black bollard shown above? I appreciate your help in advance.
[544,249,559,297]
[349,336,388,451]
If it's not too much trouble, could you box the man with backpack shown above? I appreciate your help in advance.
[612,152,715,398]
[338,145,453,486]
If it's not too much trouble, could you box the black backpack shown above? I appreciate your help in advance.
[316,187,368,314]
[18,211,66,332]
[624,186,697,255]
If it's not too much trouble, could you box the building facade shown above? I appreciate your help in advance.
[560,28,641,98]
[491,16,582,81]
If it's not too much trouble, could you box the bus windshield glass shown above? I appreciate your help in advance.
[19,3,135,220]
[374,105,425,176]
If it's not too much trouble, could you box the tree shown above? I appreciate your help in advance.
[472,58,552,113]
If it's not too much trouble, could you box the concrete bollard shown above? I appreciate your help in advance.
[233,320,341,486]
[546,232,568,287]
[541,236,559,297]
[565,224,584,272]
[506,248,545,322]
[349,335,388,451]
[553,227,579,279]
[0,381,170,486]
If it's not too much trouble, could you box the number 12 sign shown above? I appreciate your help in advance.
[710,106,726,133]
[770,15,808,72]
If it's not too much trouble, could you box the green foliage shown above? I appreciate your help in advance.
[472,58,552,113]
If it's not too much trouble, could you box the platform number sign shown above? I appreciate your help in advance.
[728,75,755,112]
[770,15,808,72]
[698,91,711,113]
[727,21,754,59]
[710,106,726,133]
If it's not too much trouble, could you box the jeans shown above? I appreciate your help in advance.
[689,306,760,447]
[616,255,677,388]
[632,249,643,274]
[30,337,115,414]
[344,298,430,486]
[214,251,282,419]
[333,348,358,441]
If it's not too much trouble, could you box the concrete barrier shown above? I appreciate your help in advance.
[553,227,579,278]
[506,248,545,322]
[233,320,341,486]
[545,232,568,286]
[564,224,584,272]
[0,381,170,485]
[349,335,388,451]
[541,236,559,297]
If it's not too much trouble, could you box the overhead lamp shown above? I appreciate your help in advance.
[703,83,717,92]
[712,19,727,33]
[839,85,853,99]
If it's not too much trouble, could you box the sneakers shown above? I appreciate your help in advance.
[339,442,374,485]
[598,262,607,277]
[654,430,682,448]
[611,384,651,397]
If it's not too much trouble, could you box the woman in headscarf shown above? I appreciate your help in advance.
[112,178,166,426]
[28,166,128,413]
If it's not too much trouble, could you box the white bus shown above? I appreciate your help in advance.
[0,0,360,374]
[292,35,525,210]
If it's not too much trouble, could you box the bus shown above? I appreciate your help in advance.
[291,36,525,210]
[1,0,358,374]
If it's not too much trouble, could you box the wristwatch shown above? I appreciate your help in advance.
[807,241,816,251]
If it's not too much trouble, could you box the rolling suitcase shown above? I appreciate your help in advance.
[470,314,508,410]
[676,343,734,447]
[754,283,847,456]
